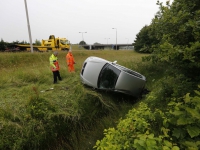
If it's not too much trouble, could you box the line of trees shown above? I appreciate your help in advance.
[0,39,41,51]
[133,0,200,78]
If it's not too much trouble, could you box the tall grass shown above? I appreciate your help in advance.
[0,49,145,149]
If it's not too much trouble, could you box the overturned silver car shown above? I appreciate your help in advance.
[80,56,146,97]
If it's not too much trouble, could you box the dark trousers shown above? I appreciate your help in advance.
[52,71,62,83]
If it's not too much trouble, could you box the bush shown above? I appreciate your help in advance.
[94,86,200,150]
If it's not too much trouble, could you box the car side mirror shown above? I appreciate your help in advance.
[113,60,117,64]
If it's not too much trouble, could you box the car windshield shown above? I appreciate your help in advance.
[60,40,69,45]
[98,63,121,89]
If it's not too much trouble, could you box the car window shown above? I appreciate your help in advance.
[81,62,87,75]
[114,64,143,78]
[98,63,121,89]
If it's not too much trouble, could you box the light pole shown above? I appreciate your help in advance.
[104,38,110,45]
[79,32,87,43]
[105,38,110,49]
[24,0,33,53]
[125,38,129,49]
[112,28,117,50]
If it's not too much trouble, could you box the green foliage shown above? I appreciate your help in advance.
[34,39,41,45]
[0,84,117,149]
[0,39,6,51]
[79,41,86,45]
[0,93,58,149]
[0,39,29,51]
[27,95,56,119]
[133,25,159,53]
[0,50,141,149]
[95,88,200,149]
[145,73,194,110]
[2,45,199,150]
[134,0,200,80]
[94,102,179,150]
[94,1,200,149]
[166,90,200,149]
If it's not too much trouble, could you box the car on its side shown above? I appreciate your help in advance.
[80,56,146,97]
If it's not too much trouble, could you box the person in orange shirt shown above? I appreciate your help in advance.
[66,49,76,72]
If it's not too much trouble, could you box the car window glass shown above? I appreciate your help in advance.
[81,62,87,75]
[98,64,120,89]
[114,64,143,78]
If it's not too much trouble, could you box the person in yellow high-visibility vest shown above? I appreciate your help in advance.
[49,51,62,84]
[66,49,76,72]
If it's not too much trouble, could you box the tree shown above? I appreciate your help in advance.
[94,42,101,45]
[34,39,41,45]
[139,0,200,79]
[19,40,29,44]
[0,39,5,51]
[79,41,86,45]
[133,25,159,53]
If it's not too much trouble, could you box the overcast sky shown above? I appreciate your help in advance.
[0,0,169,45]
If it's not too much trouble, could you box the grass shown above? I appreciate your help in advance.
[0,49,148,149]
[0,49,147,106]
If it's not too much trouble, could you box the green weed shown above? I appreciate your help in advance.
[0,50,141,149]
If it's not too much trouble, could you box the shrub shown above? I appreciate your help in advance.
[94,87,200,150]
